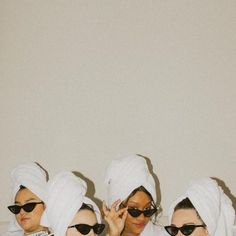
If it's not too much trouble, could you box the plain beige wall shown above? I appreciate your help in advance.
[1,1,236,223]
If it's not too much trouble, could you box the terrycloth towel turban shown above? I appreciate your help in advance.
[104,154,157,208]
[8,162,48,232]
[41,171,102,236]
[168,177,235,236]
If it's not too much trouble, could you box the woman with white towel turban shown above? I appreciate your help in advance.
[4,162,49,236]
[40,171,105,236]
[102,154,166,236]
[165,177,236,236]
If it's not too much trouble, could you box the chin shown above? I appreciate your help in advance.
[133,227,145,235]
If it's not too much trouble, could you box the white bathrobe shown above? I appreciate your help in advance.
[141,221,167,236]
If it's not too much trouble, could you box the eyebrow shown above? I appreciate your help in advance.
[15,198,39,204]
[127,200,152,207]
[171,222,196,226]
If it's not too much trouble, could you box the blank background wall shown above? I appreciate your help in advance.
[0,1,236,221]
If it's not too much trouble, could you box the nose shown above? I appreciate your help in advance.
[135,213,147,223]
[18,208,27,215]
[88,230,96,236]
[176,231,183,236]
[138,212,147,219]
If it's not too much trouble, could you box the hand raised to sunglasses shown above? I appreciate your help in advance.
[102,199,128,236]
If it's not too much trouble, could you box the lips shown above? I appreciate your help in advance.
[134,223,146,230]
[20,217,30,223]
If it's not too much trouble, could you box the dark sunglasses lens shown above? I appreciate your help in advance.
[128,208,141,217]
[143,208,157,217]
[181,225,195,235]
[165,226,178,236]
[75,224,91,235]
[7,202,42,215]
[8,205,21,214]
[23,203,37,212]
[94,224,105,234]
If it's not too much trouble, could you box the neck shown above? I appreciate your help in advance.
[24,227,49,236]
[121,231,140,236]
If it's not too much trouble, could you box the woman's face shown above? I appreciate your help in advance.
[171,209,208,236]
[66,209,97,236]
[15,188,46,234]
[123,191,153,236]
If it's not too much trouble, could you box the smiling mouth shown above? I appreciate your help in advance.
[134,223,146,229]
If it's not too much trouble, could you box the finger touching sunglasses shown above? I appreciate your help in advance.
[120,203,157,218]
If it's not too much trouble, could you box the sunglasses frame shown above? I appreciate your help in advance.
[127,207,157,217]
[8,202,44,214]
[68,223,105,235]
[120,202,157,218]
[164,224,206,236]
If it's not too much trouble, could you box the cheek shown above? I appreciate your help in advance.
[200,228,209,236]
[125,214,150,226]
[31,206,45,220]
[36,206,45,215]
[124,215,133,229]
[125,214,133,224]
[15,214,21,222]
[66,229,80,236]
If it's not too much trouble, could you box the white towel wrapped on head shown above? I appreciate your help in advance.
[8,162,48,232]
[104,154,157,208]
[10,162,48,202]
[168,177,235,236]
[41,171,101,236]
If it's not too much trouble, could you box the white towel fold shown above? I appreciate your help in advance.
[8,162,48,232]
[168,177,235,236]
[41,171,101,236]
[104,154,156,208]
[141,221,166,236]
